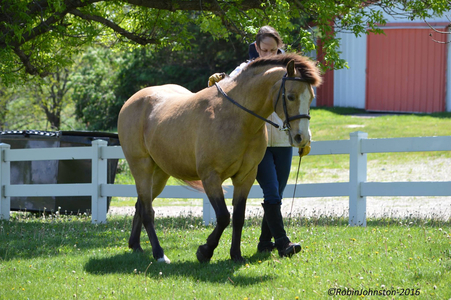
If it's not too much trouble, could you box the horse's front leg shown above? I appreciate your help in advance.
[230,196,247,263]
[230,172,255,263]
[196,175,230,263]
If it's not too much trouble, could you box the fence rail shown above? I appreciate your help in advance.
[1,132,450,226]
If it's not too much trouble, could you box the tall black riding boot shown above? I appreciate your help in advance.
[262,203,301,257]
[257,213,275,253]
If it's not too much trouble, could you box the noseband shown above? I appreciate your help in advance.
[215,73,311,130]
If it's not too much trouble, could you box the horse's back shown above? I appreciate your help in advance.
[118,84,192,156]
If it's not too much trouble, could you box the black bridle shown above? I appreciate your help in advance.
[215,73,311,130]
[275,74,311,130]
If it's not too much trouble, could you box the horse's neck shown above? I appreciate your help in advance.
[227,67,284,119]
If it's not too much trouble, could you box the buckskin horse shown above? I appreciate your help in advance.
[117,53,322,263]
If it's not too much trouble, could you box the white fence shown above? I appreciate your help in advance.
[1,131,450,226]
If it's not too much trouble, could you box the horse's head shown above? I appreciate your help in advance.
[272,59,319,148]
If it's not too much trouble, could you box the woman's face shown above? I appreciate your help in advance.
[256,36,278,58]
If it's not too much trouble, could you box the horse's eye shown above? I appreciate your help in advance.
[287,94,295,101]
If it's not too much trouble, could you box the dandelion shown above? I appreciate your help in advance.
[409,257,413,260]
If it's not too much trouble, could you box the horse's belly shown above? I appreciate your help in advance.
[150,151,200,180]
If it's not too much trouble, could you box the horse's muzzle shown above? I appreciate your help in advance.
[294,134,302,144]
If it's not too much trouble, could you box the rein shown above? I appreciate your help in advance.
[214,73,311,130]
[289,156,302,223]
[214,82,280,128]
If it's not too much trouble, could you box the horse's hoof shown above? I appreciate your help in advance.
[157,255,171,264]
[130,245,143,252]
[231,255,246,264]
[196,246,211,263]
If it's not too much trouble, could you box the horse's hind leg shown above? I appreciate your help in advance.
[129,197,144,251]
[196,174,230,263]
[128,157,170,262]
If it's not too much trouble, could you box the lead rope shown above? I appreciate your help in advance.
[289,156,302,224]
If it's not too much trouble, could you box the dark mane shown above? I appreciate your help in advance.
[247,53,323,87]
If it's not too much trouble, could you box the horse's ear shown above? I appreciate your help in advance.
[287,59,295,77]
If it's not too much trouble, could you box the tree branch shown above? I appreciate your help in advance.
[425,17,451,44]
[69,9,159,45]
[13,46,49,77]
[123,0,263,12]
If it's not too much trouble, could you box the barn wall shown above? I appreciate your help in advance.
[315,39,334,107]
[333,32,367,109]
[366,25,447,113]
[331,9,451,113]
[447,27,451,112]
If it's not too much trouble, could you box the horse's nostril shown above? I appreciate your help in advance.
[294,134,302,144]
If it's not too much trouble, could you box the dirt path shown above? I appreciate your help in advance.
[108,158,451,221]
[109,196,451,220]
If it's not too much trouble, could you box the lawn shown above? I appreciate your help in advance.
[0,213,450,299]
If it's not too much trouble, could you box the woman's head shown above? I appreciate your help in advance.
[255,26,283,58]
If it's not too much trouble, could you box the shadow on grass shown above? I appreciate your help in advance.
[84,251,275,286]
[2,214,449,263]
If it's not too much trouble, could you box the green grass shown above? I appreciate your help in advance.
[1,213,450,299]
[111,107,451,207]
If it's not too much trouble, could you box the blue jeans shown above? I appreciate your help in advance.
[256,147,293,205]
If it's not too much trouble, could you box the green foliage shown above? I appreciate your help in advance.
[84,27,249,131]
[1,0,450,130]
[71,47,124,130]
[1,0,450,84]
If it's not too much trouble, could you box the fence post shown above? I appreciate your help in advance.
[349,131,368,226]
[203,195,216,225]
[91,140,108,224]
[0,143,11,220]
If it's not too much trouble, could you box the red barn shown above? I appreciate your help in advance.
[315,12,451,113]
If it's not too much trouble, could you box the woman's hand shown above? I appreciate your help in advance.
[298,141,311,157]
[208,73,226,87]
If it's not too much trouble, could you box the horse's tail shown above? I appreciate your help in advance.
[177,179,227,195]
[180,180,205,193]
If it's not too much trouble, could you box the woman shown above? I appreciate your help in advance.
[208,26,309,257]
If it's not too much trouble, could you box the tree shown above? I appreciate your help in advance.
[1,0,450,85]
[0,68,74,130]
[71,46,123,130]
[0,87,16,130]
[73,24,249,131]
